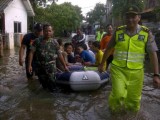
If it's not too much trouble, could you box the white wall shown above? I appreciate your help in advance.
[3,0,28,49]
[4,0,28,34]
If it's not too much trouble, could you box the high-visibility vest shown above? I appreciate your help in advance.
[112,25,149,69]
[96,31,105,42]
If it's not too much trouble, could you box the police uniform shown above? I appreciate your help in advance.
[107,6,158,112]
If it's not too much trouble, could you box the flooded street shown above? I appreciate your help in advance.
[0,48,160,120]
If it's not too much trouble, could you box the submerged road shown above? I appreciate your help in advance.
[0,48,160,120]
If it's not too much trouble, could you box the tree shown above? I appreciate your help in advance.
[29,0,58,8]
[33,2,83,36]
[153,0,160,20]
[112,0,146,18]
[86,3,106,25]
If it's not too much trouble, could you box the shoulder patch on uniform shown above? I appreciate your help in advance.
[141,26,150,33]
[116,25,127,31]
[138,35,145,41]
[118,33,125,41]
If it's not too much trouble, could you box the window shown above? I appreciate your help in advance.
[14,22,21,33]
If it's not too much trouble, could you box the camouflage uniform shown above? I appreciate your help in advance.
[31,37,60,91]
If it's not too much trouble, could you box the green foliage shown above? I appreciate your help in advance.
[30,0,58,7]
[86,3,106,25]
[32,2,83,36]
[154,6,160,20]
[112,0,146,18]
[154,0,160,13]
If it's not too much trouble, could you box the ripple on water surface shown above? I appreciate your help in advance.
[0,48,160,120]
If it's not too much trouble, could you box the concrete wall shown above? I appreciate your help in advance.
[4,0,28,49]
[4,0,28,34]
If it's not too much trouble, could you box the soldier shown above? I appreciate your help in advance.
[98,5,160,112]
[28,23,69,91]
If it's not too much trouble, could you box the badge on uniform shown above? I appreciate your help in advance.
[118,33,124,41]
[138,35,145,41]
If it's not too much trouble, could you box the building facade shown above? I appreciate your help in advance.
[0,0,34,49]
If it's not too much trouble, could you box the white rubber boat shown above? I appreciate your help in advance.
[55,70,109,91]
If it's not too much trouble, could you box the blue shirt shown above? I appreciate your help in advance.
[80,50,95,63]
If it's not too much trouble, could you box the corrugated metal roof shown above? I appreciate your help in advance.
[0,0,13,12]
[0,0,34,16]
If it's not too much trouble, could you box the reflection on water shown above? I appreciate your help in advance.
[0,48,160,120]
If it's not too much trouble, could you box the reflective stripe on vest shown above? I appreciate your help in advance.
[112,26,149,69]
[114,51,145,62]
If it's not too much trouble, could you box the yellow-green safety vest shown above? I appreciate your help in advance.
[96,31,105,42]
[112,25,149,69]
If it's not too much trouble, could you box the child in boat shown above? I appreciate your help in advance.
[82,43,95,59]
[64,42,84,71]
[76,44,95,66]
[91,41,106,71]
[64,42,76,64]
[88,40,95,53]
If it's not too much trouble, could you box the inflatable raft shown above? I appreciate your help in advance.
[55,70,109,91]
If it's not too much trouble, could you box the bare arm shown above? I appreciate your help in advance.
[62,51,68,64]
[19,44,26,66]
[28,50,34,73]
[149,52,159,74]
[147,31,160,88]
[58,53,69,72]
[149,51,160,88]
[98,33,116,72]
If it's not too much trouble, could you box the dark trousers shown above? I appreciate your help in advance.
[36,67,56,92]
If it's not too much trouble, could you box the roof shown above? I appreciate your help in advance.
[22,0,35,16]
[0,0,35,16]
[0,0,13,12]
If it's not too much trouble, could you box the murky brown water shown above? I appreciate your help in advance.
[0,48,160,120]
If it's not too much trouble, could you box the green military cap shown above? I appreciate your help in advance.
[125,5,141,15]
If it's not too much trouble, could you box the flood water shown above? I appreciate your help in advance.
[0,48,160,120]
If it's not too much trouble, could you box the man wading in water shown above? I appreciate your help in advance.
[98,5,160,112]
[28,23,69,92]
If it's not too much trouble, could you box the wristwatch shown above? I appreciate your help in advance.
[153,74,160,77]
